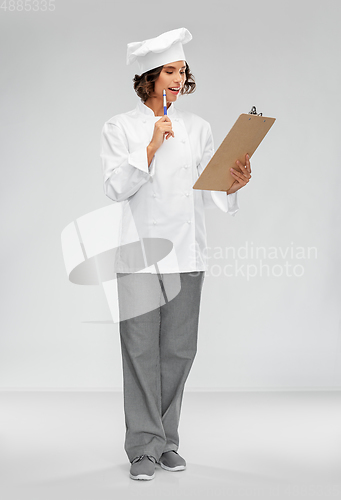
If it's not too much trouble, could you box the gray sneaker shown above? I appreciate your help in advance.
[129,455,156,480]
[158,450,186,471]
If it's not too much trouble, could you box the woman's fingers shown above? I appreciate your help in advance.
[230,167,250,185]
[155,116,174,140]
[163,127,174,139]
[245,153,251,173]
[157,123,173,133]
[229,154,252,191]
[235,159,251,179]
[157,115,171,123]
[165,131,175,140]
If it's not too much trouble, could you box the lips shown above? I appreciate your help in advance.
[168,87,180,95]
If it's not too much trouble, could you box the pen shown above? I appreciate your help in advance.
[163,89,167,115]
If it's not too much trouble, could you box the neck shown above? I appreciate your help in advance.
[144,96,171,116]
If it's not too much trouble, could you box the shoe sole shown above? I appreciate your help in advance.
[129,472,155,480]
[158,462,186,472]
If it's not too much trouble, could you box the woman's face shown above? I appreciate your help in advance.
[153,60,186,103]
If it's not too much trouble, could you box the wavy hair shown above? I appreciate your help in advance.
[133,62,196,102]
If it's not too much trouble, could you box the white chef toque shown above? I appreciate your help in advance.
[126,27,192,75]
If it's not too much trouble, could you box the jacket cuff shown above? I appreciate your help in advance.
[128,147,149,174]
[211,190,239,216]
[148,155,156,177]
[128,147,156,177]
[227,191,239,216]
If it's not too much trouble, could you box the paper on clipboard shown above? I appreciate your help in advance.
[193,113,276,192]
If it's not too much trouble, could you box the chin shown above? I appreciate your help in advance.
[169,94,179,102]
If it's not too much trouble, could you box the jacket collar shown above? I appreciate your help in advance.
[136,99,176,117]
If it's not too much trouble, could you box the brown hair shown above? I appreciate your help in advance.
[133,62,196,102]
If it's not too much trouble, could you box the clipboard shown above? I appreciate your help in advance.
[193,110,276,192]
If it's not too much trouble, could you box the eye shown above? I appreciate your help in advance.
[166,71,173,74]
[180,71,185,75]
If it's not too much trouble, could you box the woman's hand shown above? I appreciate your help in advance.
[149,116,174,151]
[226,154,252,195]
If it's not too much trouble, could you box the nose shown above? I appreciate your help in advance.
[173,74,183,86]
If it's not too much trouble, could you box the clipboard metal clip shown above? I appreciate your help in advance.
[248,106,263,116]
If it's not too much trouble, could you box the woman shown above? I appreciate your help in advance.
[100,27,251,481]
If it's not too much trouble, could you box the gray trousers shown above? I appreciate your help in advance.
[116,271,205,463]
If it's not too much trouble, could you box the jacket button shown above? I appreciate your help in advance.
[153,220,157,225]
[183,165,188,169]
[185,192,189,197]
[181,139,186,143]
[142,119,147,123]
[153,193,157,197]
[187,220,191,224]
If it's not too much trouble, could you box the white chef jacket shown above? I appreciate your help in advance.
[100,99,239,274]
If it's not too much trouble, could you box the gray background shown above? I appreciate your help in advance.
[1,0,340,390]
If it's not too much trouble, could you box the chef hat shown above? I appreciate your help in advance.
[126,27,192,75]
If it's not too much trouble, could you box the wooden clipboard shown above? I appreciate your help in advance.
[193,113,276,192]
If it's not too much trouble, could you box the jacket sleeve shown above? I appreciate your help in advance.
[198,123,239,216]
[100,121,156,202]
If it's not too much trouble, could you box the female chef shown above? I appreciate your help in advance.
[100,27,251,481]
